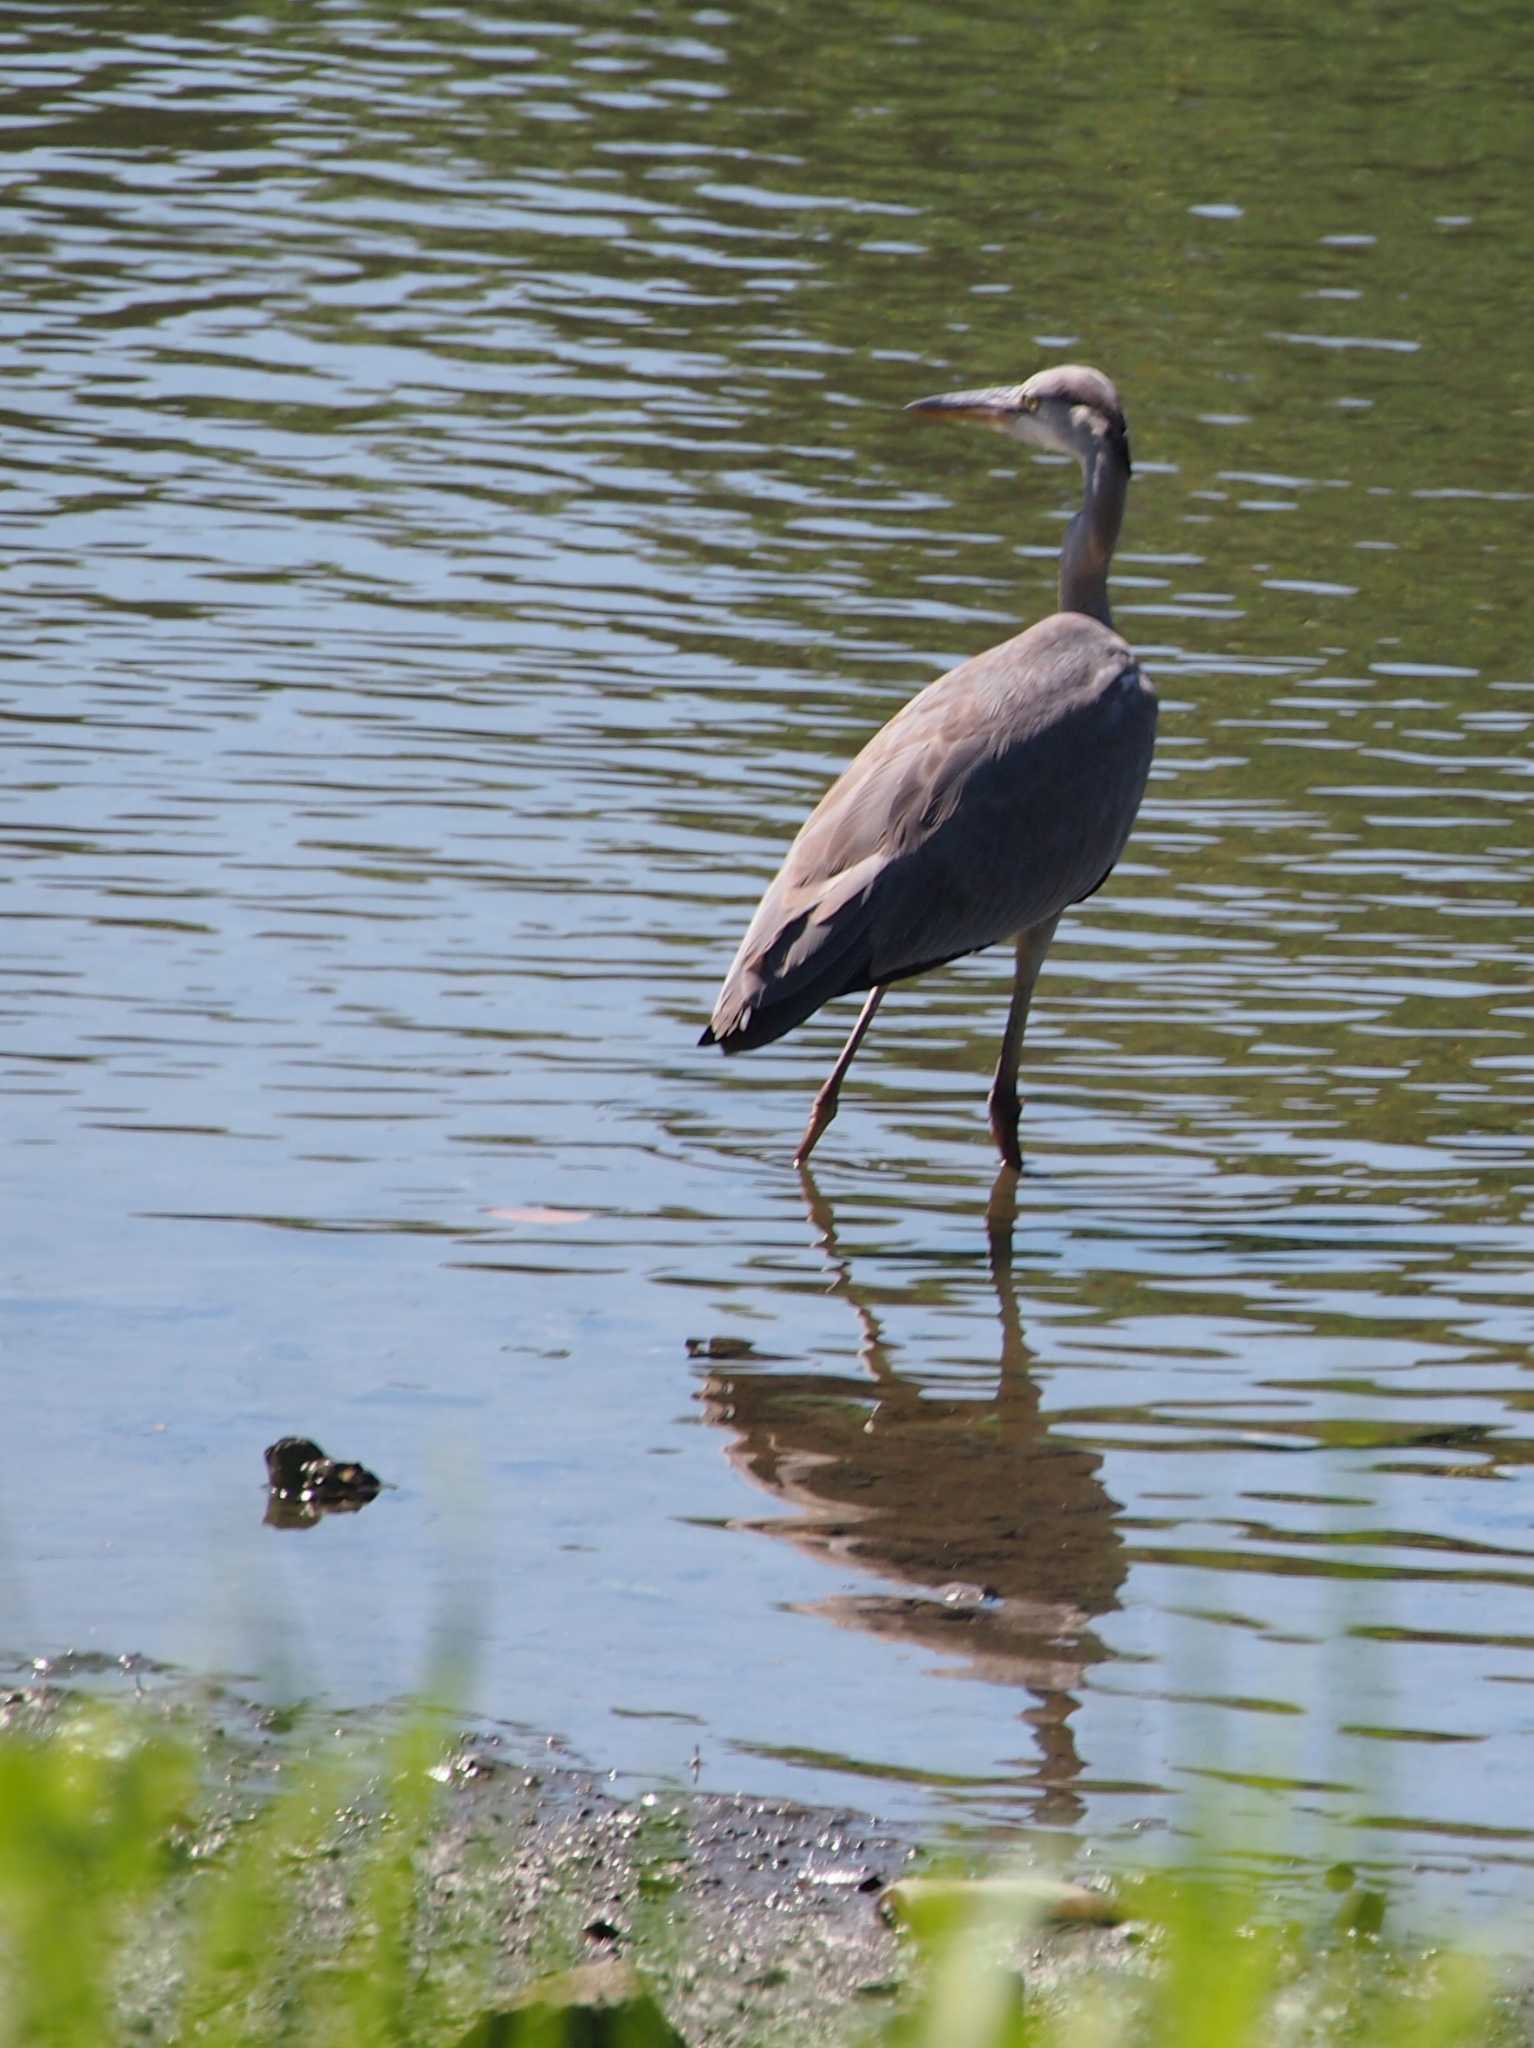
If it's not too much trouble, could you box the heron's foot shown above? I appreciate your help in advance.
[987,1079,1022,1174]
[794,1077,842,1167]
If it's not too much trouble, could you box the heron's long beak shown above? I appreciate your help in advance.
[905,385,1025,432]
[905,387,1024,419]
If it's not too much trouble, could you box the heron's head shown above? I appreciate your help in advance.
[906,363,1130,475]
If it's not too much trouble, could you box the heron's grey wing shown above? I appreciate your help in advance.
[864,622,1155,975]
[705,614,1155,1052]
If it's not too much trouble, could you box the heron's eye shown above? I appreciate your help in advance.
[1020,393,1039,413]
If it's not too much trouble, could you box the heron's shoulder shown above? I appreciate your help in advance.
[930,610,1150,722]
[984,608,1135,674]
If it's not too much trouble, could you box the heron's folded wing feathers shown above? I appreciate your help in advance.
[705,617,1154,1051]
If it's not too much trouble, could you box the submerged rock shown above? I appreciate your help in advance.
[882,1874,1121,1934]
[263,1436,383,1529]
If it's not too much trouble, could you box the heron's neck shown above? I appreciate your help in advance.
[1057,446,1127,628]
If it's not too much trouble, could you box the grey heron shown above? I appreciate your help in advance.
[700,363,1156,1171]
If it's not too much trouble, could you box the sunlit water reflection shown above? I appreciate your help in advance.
[3,0,1533,1910]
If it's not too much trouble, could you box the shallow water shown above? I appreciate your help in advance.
[4,0,1534,1905]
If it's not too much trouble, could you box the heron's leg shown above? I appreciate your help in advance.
[988,916,1060,1172]
[794,985,886,1167]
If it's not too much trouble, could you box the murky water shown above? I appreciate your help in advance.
[4,0,1534,1905]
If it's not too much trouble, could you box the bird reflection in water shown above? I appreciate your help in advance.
[693,1170,1125,1826]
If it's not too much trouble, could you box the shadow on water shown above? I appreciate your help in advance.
[696,1167,1126,1826]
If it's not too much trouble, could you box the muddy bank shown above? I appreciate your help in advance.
[1,1660,1134,2047]
[431,1732,919,2043]
[419,1731,1132,2046]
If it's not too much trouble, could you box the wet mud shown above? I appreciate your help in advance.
[0,1666,1133,2048]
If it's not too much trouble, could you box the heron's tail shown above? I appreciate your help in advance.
[700,946,872,1055]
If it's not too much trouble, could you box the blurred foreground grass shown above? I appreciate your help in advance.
[0,1696,1521,2048]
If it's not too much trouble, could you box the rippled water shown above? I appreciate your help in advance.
[4,0,1534,1906]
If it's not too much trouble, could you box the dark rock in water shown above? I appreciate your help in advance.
[263,1436,383,1530]
[453,1959,683,2048]
[264,1436,326,1493]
